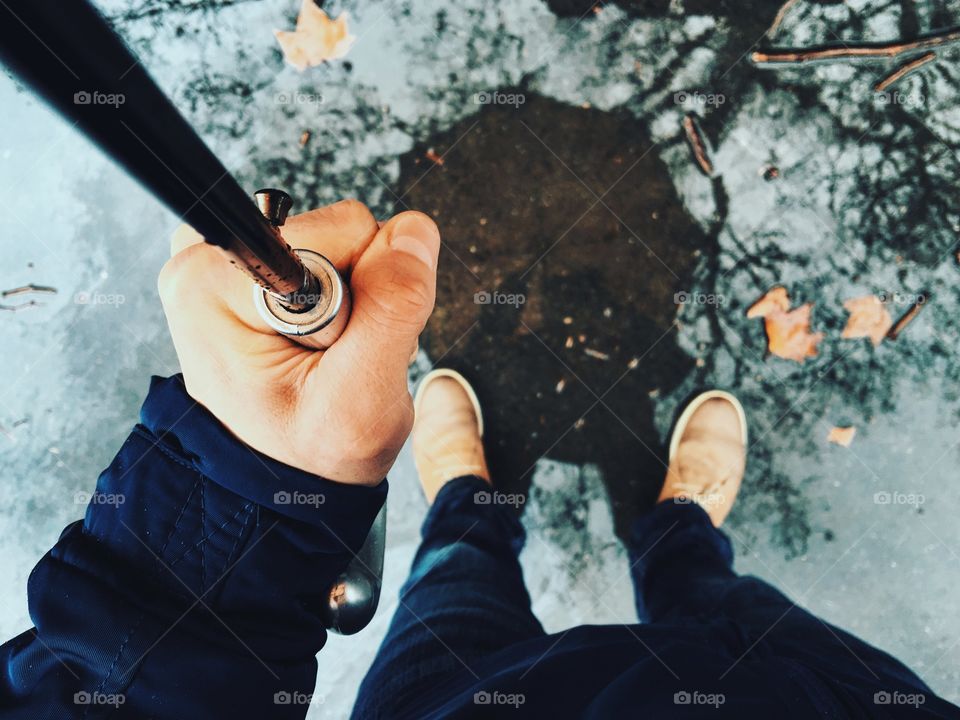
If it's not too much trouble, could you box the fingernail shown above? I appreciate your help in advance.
[390,214,439,270]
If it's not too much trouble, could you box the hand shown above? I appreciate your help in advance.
[158,200,440,485]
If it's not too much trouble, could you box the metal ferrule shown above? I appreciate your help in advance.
[252,249,350,351]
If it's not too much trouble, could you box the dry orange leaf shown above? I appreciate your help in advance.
[827,426,857,447]
[746,285,790,319]
[275,0,355,71]
[841,295,892,347]
[747,286,824,362]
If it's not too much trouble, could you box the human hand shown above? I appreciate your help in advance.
[158,200,439,485]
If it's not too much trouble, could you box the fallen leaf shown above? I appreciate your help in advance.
[841,295,892,347]
[275,0,355,71]
[827,426,856,447]
[746,286,790,318]
[747,286,824,362]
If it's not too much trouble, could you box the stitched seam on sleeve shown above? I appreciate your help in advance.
[168,502,253,570]
[85,613,145,719]
[85,454,202,705]
[222,505,255,573]
[132,426,201,474]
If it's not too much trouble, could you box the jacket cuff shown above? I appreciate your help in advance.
[139,374,387,538]
[72,375,387,659]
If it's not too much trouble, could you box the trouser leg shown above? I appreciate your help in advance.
[352,476,544,718]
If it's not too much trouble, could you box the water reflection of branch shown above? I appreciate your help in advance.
[752,26,960,64]
[2,284,57,298]
[874,52,936,92]
[110,0,265,23]
[766,0,800,39]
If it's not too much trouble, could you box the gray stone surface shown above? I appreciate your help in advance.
[1,1,958,717]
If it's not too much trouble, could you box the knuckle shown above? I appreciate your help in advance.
[333,198,379,237]
[157,255,188,305]
[332,197,373,220]
[170,223,203,256]
[156,244,219,307]
[320,198,378,233]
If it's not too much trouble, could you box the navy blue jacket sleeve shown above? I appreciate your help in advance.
[0,375,387,719]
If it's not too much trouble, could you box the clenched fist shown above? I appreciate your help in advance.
[158,199,439,485]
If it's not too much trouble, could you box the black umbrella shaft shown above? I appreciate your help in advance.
[0,0,311,300]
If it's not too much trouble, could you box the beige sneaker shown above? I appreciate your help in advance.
[412,369,491,504]
[657,390,748,527]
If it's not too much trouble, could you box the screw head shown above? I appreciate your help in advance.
[254,188,294,226]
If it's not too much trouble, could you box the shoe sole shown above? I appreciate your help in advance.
[413,368,485,437]
[668,389,748,462]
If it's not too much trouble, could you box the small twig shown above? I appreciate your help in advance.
[752,26,960,65]
[887,297,927,340]
[682,114,713,176]
[766,0,800,38]
[874,52,936,92]
[2,283,57,298]
[0,300,41,312]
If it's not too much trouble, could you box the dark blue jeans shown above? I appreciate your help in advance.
[353,476,933,718]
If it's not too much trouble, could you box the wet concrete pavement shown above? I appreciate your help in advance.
[1,0,958,715]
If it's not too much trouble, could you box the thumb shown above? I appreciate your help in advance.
[344,211,440,371]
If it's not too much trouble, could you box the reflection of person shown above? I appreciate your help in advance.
[0,200,955,719]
